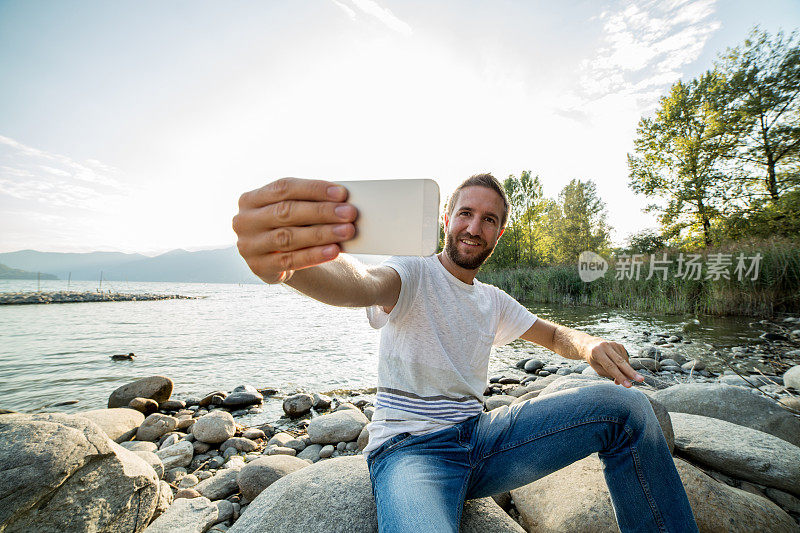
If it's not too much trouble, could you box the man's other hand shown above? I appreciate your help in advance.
[584,338,644,388]
[232,178,357,284]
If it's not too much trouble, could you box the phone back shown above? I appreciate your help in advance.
[335,179,440,256]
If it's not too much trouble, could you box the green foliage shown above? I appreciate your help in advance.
[718,28,800,201]
[628,27,800,248]
[482,173,611,271]
[479,237,800,316]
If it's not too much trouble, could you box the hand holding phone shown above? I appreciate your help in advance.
[232,178,357,284]
[232,177,440,284]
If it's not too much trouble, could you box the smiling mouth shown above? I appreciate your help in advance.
[459,238,482,247]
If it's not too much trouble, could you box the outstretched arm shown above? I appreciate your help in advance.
[520,318,643,388]
[233,177,400,308]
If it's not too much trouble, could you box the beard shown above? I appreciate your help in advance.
[444,230,497,270]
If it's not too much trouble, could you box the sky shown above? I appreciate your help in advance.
[1,0,799,256]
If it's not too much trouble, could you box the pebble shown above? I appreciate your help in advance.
[283,393,313,417]
[318,445,335,458]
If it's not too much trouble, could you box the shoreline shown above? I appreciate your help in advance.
[2,361,799,531]
[0,290,198,305]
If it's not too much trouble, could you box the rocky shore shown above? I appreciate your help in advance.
[0,290,196,305]
[2,318,800,531]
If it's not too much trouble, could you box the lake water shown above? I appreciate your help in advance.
[0,278,766,425]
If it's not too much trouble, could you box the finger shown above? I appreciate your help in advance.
[261,201,357,229]
[245,223,356,254]
[255,243,341,275]
[597,353,631,387]
[607,345,643,382]
[241,178,348,208]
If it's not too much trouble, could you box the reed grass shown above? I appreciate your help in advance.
[477,237,800,317]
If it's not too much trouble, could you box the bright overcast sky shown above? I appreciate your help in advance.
[1,0,798,255]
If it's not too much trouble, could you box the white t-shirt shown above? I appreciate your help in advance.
[362,254,538,459]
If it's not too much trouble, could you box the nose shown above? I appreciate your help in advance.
[466,217,482,237]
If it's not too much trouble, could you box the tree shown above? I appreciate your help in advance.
[718,28,800,202]
[628,71,738,247]
[550,179,610,264]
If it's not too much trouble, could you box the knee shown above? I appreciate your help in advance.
[597,384,654,425]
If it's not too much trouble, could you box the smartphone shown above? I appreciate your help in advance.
[333,179,440,256]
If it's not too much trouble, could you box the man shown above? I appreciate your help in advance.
[233,174,698,532]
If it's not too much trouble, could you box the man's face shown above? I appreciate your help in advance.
[444,186,505,270]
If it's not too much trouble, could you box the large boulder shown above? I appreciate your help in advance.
[76,407,144,441]
[671,413,800,496]
[108,376,173,408]
[510,454,797,533]
[191,411,235,444]
[307,409,369,444]
[237,455,310,501]
[0,413,159,532]
[652,383,800,446]
[536,375,675,453]
[229,455,523,532]
[144,496,218,533]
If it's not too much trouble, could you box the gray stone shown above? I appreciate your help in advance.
[297,444,323,462]
[220,437,259,453]
[283,393,313,417]
[156,440,195,470]
[652,383,800,446]
[215,499,234,524]
[120,440,159,453]
[160,399,187,411]
[523,359,545,373]
[77,408,144,441]
[108,375,173,408]
[319,444,335,458]
[145,496,218,533]
[334,402,360,412]
[159,433,180,449]
[0,413,159,532]
[195,466,242,500]
[681,360,706,372]
[136,413,178,442]
[671,413,800,496]
[555,367,572,376]
[153,479,174,520]
[283,437,306,452]
[783,365,800,390]
[511,454,797,533]
[179,474,200,488]
[765,487,800,514]
[192,411,236,444]
[484,394,516,410]
[237,455,310,501]
[357,426,371,451]
[267,446,297,456]
[312,393,332,410]
[308,409,369,444]
[229,455,523,533]
[222,385,263,408]
[134,450,164,479]
[629,357,658,371]
[129,397,159,415]
[242,428,266,440]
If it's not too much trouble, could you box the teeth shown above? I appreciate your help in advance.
[461,239,479,246]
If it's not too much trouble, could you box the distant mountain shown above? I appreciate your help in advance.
[0,263,59,280]
[0,247,261,284]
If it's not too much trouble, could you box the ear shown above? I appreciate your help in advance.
[498,226,505,238]
[444,213,449,228]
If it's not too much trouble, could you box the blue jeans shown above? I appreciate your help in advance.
[366,383,698,532]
